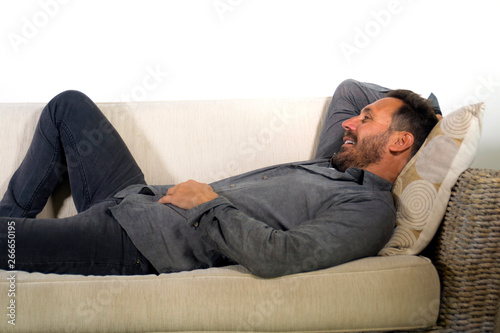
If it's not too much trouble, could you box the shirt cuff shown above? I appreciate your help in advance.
[181,196,233,228]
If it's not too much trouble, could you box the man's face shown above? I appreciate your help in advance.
[331,97,403,172]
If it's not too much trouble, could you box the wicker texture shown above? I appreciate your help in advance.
[424,168,500,332]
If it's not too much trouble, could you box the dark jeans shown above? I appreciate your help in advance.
[0,90,156,275]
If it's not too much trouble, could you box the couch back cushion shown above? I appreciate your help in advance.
[0,98,330,218]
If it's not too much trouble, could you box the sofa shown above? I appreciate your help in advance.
[0,96,498,332]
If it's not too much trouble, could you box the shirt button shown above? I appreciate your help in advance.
[193,222,199,228]
[262,175,269,180]
[230,184,236,188]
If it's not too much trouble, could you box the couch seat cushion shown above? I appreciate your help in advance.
[0,255,439,332]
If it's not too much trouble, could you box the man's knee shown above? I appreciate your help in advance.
[44,90,96,123]
[49,90,90,107]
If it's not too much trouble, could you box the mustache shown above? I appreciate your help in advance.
[343,130,357,142]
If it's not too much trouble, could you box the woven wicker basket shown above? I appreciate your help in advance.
[398,168,500,333]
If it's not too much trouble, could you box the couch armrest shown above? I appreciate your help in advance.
[423,168,500,332]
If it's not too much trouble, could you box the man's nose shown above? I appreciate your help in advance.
[342,116,359,131]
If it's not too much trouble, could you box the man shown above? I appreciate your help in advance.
[0,79,440,278]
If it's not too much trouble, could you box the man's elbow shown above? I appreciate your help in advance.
[245,262,291,279]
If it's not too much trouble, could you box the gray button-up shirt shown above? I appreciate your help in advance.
[110,79,412,278]
[110,159,395,278]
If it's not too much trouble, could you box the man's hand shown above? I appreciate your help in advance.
[158,179,219,210]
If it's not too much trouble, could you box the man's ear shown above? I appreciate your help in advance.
[389,131,414,153]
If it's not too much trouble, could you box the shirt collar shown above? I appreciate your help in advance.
[299,161,393,191]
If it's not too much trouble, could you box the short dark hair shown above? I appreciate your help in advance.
[386,89,438,157]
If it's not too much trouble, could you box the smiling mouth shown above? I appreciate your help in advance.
[343,137,356,146]
[342,131,357,146]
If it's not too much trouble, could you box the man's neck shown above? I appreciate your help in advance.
[364,162,404,184]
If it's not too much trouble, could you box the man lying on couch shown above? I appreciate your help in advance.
[0,79,440,278]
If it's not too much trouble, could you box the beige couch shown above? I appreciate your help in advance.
[0,97,498,332]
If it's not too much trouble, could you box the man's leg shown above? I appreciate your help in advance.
[0,90,146,218]
[0,201,156,275]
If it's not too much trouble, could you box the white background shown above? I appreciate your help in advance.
[1,0,499,168]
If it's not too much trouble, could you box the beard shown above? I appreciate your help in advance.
[331,130,392,172]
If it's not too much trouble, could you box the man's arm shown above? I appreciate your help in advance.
[197,194,395,278]
[315,79,389,159]
[315,79,442,159]
[159,180,395,278]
